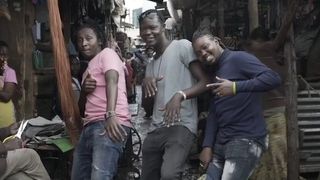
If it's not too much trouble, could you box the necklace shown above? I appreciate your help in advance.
[153,55,163,78]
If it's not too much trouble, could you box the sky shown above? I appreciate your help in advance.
[124,0,156,11]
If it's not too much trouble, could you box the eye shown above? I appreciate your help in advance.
[77,38,83,44]
[195,50,201,57]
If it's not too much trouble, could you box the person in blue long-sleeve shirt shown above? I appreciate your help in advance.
[192,31,281,180]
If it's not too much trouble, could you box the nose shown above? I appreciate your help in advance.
[81,39,89,48]
[141,28,151,37]
[199,50,207,60]
[200,50,206,56]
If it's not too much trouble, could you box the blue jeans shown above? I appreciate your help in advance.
[206,138,266,180]
[71,121,130,180]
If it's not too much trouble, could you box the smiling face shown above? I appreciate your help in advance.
[76,27,102,60]
[193,35,223,65]
[139,13,165,48]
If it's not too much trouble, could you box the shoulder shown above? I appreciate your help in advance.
[174,39,192,46]
[100,48,119,57]
[4,65,16,74]
[171,39,194,54]
[99,48,122,63]
[221,50,258,68]
[230,50,258,61]
[4,65,17,80]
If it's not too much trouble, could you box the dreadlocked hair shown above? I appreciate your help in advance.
[192,30,226,49]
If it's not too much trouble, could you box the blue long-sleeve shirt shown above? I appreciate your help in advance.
[202,49,281,148]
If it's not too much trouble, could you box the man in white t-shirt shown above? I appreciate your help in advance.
[139,9,210,180]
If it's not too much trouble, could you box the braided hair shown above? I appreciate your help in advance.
[192,30,226,49]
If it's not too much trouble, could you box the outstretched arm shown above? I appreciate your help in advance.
[207,53,281,97]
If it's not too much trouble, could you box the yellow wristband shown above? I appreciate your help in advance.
[232,82,236,95]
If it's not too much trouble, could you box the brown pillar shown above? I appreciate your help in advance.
[285,13,300,180]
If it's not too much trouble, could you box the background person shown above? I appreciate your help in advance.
[243,27,288,180]
[0,41,17,128]
[0,123,50,180]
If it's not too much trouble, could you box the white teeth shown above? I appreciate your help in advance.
[206,55,214,62]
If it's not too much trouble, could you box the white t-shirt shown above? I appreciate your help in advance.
[145,39,198,134]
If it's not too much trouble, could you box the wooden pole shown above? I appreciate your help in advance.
[285,7,299,180]
[21,0,33,120]
[248,0,259,33]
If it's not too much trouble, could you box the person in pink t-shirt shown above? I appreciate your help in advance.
[0,41,17,128]
[71,22,132,180]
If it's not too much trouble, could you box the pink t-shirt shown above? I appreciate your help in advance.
[82,48,132,127]
[0,65,17,89]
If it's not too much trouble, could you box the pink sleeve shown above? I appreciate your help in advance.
[4,67,17,84]
[99,49,123,74]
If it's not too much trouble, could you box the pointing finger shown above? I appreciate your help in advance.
[206,83,221,88]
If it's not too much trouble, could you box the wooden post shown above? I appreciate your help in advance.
[248,0,259,33]
[285,11,300,180]
[22,0,36,119]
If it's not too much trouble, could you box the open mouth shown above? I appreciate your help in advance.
[206,55,214,62]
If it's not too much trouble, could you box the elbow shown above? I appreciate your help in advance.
[266,71,282,88]
[273,73,282,88]
[0,97,11,103]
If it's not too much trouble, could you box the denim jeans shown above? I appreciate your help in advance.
[71,121,130,180]
[206,138,266,180]
[141,125,196,180]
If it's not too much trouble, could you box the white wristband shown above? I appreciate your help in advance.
[177,90,187,101]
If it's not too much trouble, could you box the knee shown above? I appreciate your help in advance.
[21,148,41,161]
[24,148,38,156]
